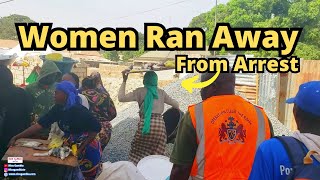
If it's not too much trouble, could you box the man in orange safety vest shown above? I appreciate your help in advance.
[169,70,274,180]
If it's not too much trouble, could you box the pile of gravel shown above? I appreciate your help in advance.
[103,73,292,163]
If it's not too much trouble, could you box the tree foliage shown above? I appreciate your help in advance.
[0,14,35,40]
[118,32,146,61]
[189,0,320,59]
[102,33,146,61]
[103,51,120,61]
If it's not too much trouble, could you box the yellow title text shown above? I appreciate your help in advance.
[15,23,138,51]
[175,55,300,73]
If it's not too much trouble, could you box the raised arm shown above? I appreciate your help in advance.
[8,124,43,147]
[118,70,138,102]
[8,105,60,147]
[170,112,197,179]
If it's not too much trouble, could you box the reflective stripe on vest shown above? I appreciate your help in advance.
[192,103,266,178]
[254,105,265,151]
[195,103,205,178]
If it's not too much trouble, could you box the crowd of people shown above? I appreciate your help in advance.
[0,62,179,179]
[0,61,319,180]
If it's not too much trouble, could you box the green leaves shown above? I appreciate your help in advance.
[189,0,320,59]
[294,43,320,60]
[103,51,120,61]
[0,14,35,40]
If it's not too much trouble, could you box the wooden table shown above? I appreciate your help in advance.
[1,138,78,167]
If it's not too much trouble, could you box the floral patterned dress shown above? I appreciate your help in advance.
[64,132,102,180]
[82,89,117,150]
[38,104,102,180]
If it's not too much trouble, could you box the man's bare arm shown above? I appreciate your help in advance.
[170,164,192,180]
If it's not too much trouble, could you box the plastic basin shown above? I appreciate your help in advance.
[163,108,184,143]
[39,55,78,75]
[137,155,173,180]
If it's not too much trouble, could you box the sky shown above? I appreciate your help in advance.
[0,0,229,32]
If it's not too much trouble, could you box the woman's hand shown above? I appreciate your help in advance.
[7,124,43,148]
[7,136,17,148]
[122,70,130,82]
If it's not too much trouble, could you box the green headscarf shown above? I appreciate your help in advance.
[142,71,159,135]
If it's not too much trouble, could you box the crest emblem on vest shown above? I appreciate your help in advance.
[219,117,246,144]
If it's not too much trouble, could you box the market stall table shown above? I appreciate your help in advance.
[1,138,79,180]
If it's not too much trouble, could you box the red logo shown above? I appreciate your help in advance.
[219,117,246,144]
[4,164,8,168]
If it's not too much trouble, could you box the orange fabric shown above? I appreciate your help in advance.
[189,95,271,179]
[189,106,199,175]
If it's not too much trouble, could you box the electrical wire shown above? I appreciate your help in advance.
[104,0,194,21]
[0,0,14,5]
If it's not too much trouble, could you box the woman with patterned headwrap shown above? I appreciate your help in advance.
[90,71,108,94]
[118,70,179,165]
[81,77,117,151]
[8,81,102,180]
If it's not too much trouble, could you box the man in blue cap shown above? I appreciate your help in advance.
[249,81,320,180]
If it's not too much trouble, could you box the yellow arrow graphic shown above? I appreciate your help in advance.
[181,69,221,93]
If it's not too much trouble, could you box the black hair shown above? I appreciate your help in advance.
[296,105,320,122]
[201,66,235,85]
[200,67,235,100]
[82,77,96,89]
[295,105,320,134]
[0,65,13,87]
[70,73,80,89]
[65,72,80,89]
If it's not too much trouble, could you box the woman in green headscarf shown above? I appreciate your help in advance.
[119,70,179,165]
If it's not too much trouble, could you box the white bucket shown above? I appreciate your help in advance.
[137,155,173,180]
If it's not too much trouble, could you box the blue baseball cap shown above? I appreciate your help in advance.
[286,81,320,117]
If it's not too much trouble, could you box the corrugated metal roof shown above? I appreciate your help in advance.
[236,85,257,104]
[207,55,257,86]
[236,73,257,86]
[257,72,279,118]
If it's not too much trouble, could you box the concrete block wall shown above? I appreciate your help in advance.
[72,63,88,82]
[99,64,129,76]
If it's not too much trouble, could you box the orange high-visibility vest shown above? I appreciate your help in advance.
[188,95,271,180]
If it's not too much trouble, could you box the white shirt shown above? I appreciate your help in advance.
[79,94,90,109]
